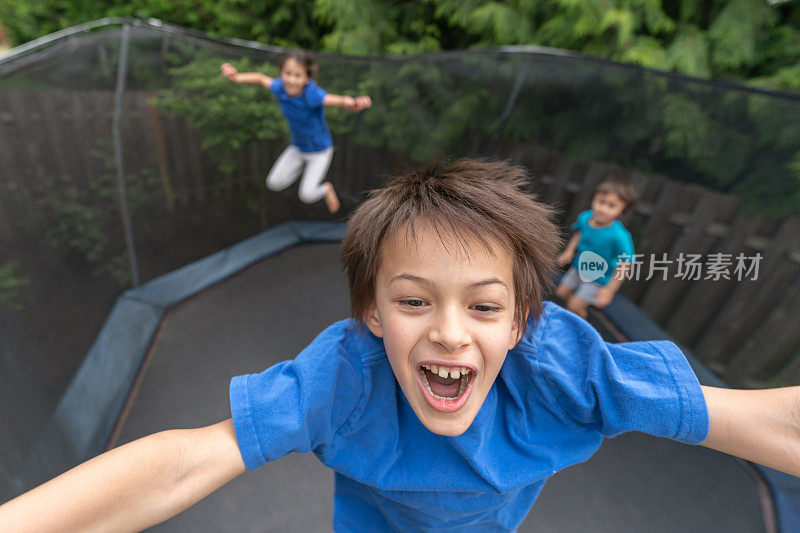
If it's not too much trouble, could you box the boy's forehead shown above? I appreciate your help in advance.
[377,223,512,272]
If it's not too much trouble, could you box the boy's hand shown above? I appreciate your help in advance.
[557,251,572,267]
[594,287,614,308]
[220,63,238,81]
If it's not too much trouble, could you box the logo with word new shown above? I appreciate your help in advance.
[578,251,608,282]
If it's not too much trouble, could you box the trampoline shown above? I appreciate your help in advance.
[2,17,800,532]
[92,222,764,532]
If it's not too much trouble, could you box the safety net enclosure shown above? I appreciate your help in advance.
[0,17,799,529]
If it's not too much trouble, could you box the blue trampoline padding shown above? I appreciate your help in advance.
[602,293,800,533]
[126,222,346,309]
[53,295,163,457]
[287,220,347,242]
[602,295,726,388]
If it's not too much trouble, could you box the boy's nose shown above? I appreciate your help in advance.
[428,306,471,352]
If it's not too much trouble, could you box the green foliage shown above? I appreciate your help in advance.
[35,145,159,285]
[3,0,799,215]
[2,0,799,91]
[153,56,287,172]
[0,260,28,311]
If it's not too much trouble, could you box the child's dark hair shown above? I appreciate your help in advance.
[279,51,318,79]
[594,175,637,212]
[341,159,561,332]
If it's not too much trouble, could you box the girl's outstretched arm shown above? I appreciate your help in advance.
[323,94,372,113]
[701,385,800,477]
[221,63,274,89]
[0,419,246,532]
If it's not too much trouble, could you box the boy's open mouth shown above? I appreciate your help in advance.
[417,363,475,413]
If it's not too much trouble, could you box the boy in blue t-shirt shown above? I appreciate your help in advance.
[557,175,637,318]
[3,160,800,532]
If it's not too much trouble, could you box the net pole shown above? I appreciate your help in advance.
[113,22,140,286]
[486,53,534,154]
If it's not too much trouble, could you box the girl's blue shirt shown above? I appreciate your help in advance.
[270,78,333,152]
[230,302,708,532]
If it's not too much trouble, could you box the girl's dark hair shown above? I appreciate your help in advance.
[279,51,318,79]
[341,159,561,332]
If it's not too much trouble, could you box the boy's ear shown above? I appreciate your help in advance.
[363,303,384,338]
[508,309,527,349]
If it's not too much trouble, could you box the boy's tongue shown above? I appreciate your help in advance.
[424,368,461,398]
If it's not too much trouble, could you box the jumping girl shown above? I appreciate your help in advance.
[220,52,371,213]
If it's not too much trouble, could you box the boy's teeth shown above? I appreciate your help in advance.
[419,371,470,400]
[421,363,471,376]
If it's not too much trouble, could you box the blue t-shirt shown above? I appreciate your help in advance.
[230,302,708,532]
[270,78,333,152]
[571,210,635,286]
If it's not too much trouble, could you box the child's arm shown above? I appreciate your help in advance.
[594,262,630,307]
[557,232,580,267]
[702,386,800,477]
[220,62,274,89]
[323,94,372,113]
[0,419,246,532]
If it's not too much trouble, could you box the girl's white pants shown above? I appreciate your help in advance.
[266,145,333,204]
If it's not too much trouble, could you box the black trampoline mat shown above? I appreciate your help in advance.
[114,242,764,532]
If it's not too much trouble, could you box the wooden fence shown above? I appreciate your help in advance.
[1,89,799,387]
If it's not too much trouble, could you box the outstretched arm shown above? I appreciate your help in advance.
[221,62,274,89]
[702,386,800,477]
[323,94,372,113]
[0,419,246,532]
[557,232,580,267]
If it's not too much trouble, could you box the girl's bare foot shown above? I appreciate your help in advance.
[323,181,340,214]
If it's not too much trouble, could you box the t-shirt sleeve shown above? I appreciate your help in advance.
[532,306,708,444]
[616,227,635,262]
[304,80,327,108]
[269,77,283,97]
[229,322,363,470]
[571,210,591,231]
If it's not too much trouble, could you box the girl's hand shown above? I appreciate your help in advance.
[356,96,372,111]
[220,63,238,81]
[348,96,372,113]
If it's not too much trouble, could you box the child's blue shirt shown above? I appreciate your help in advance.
[571,210,635,285]
[230,302,708,532]
[270,78,333,152]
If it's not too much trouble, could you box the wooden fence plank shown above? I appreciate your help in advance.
[145,96,175,211]
[725,272,800,385]
[34,91,73,183]
[61,90,96,187]
[695,216,800,365]
[7,91,47,188]
[639,191,739,324]
[620,179,687,304]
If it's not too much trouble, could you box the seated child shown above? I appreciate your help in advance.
[557,175,637,317]
[2,160,799,532]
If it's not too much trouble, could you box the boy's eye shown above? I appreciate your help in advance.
[472,304,500,314]
[399,298,426,308]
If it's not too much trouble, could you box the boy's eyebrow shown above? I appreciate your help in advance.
[389,274,508,290]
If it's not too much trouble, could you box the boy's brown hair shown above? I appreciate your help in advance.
[341,159,561,331]
[594,175,637,212]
